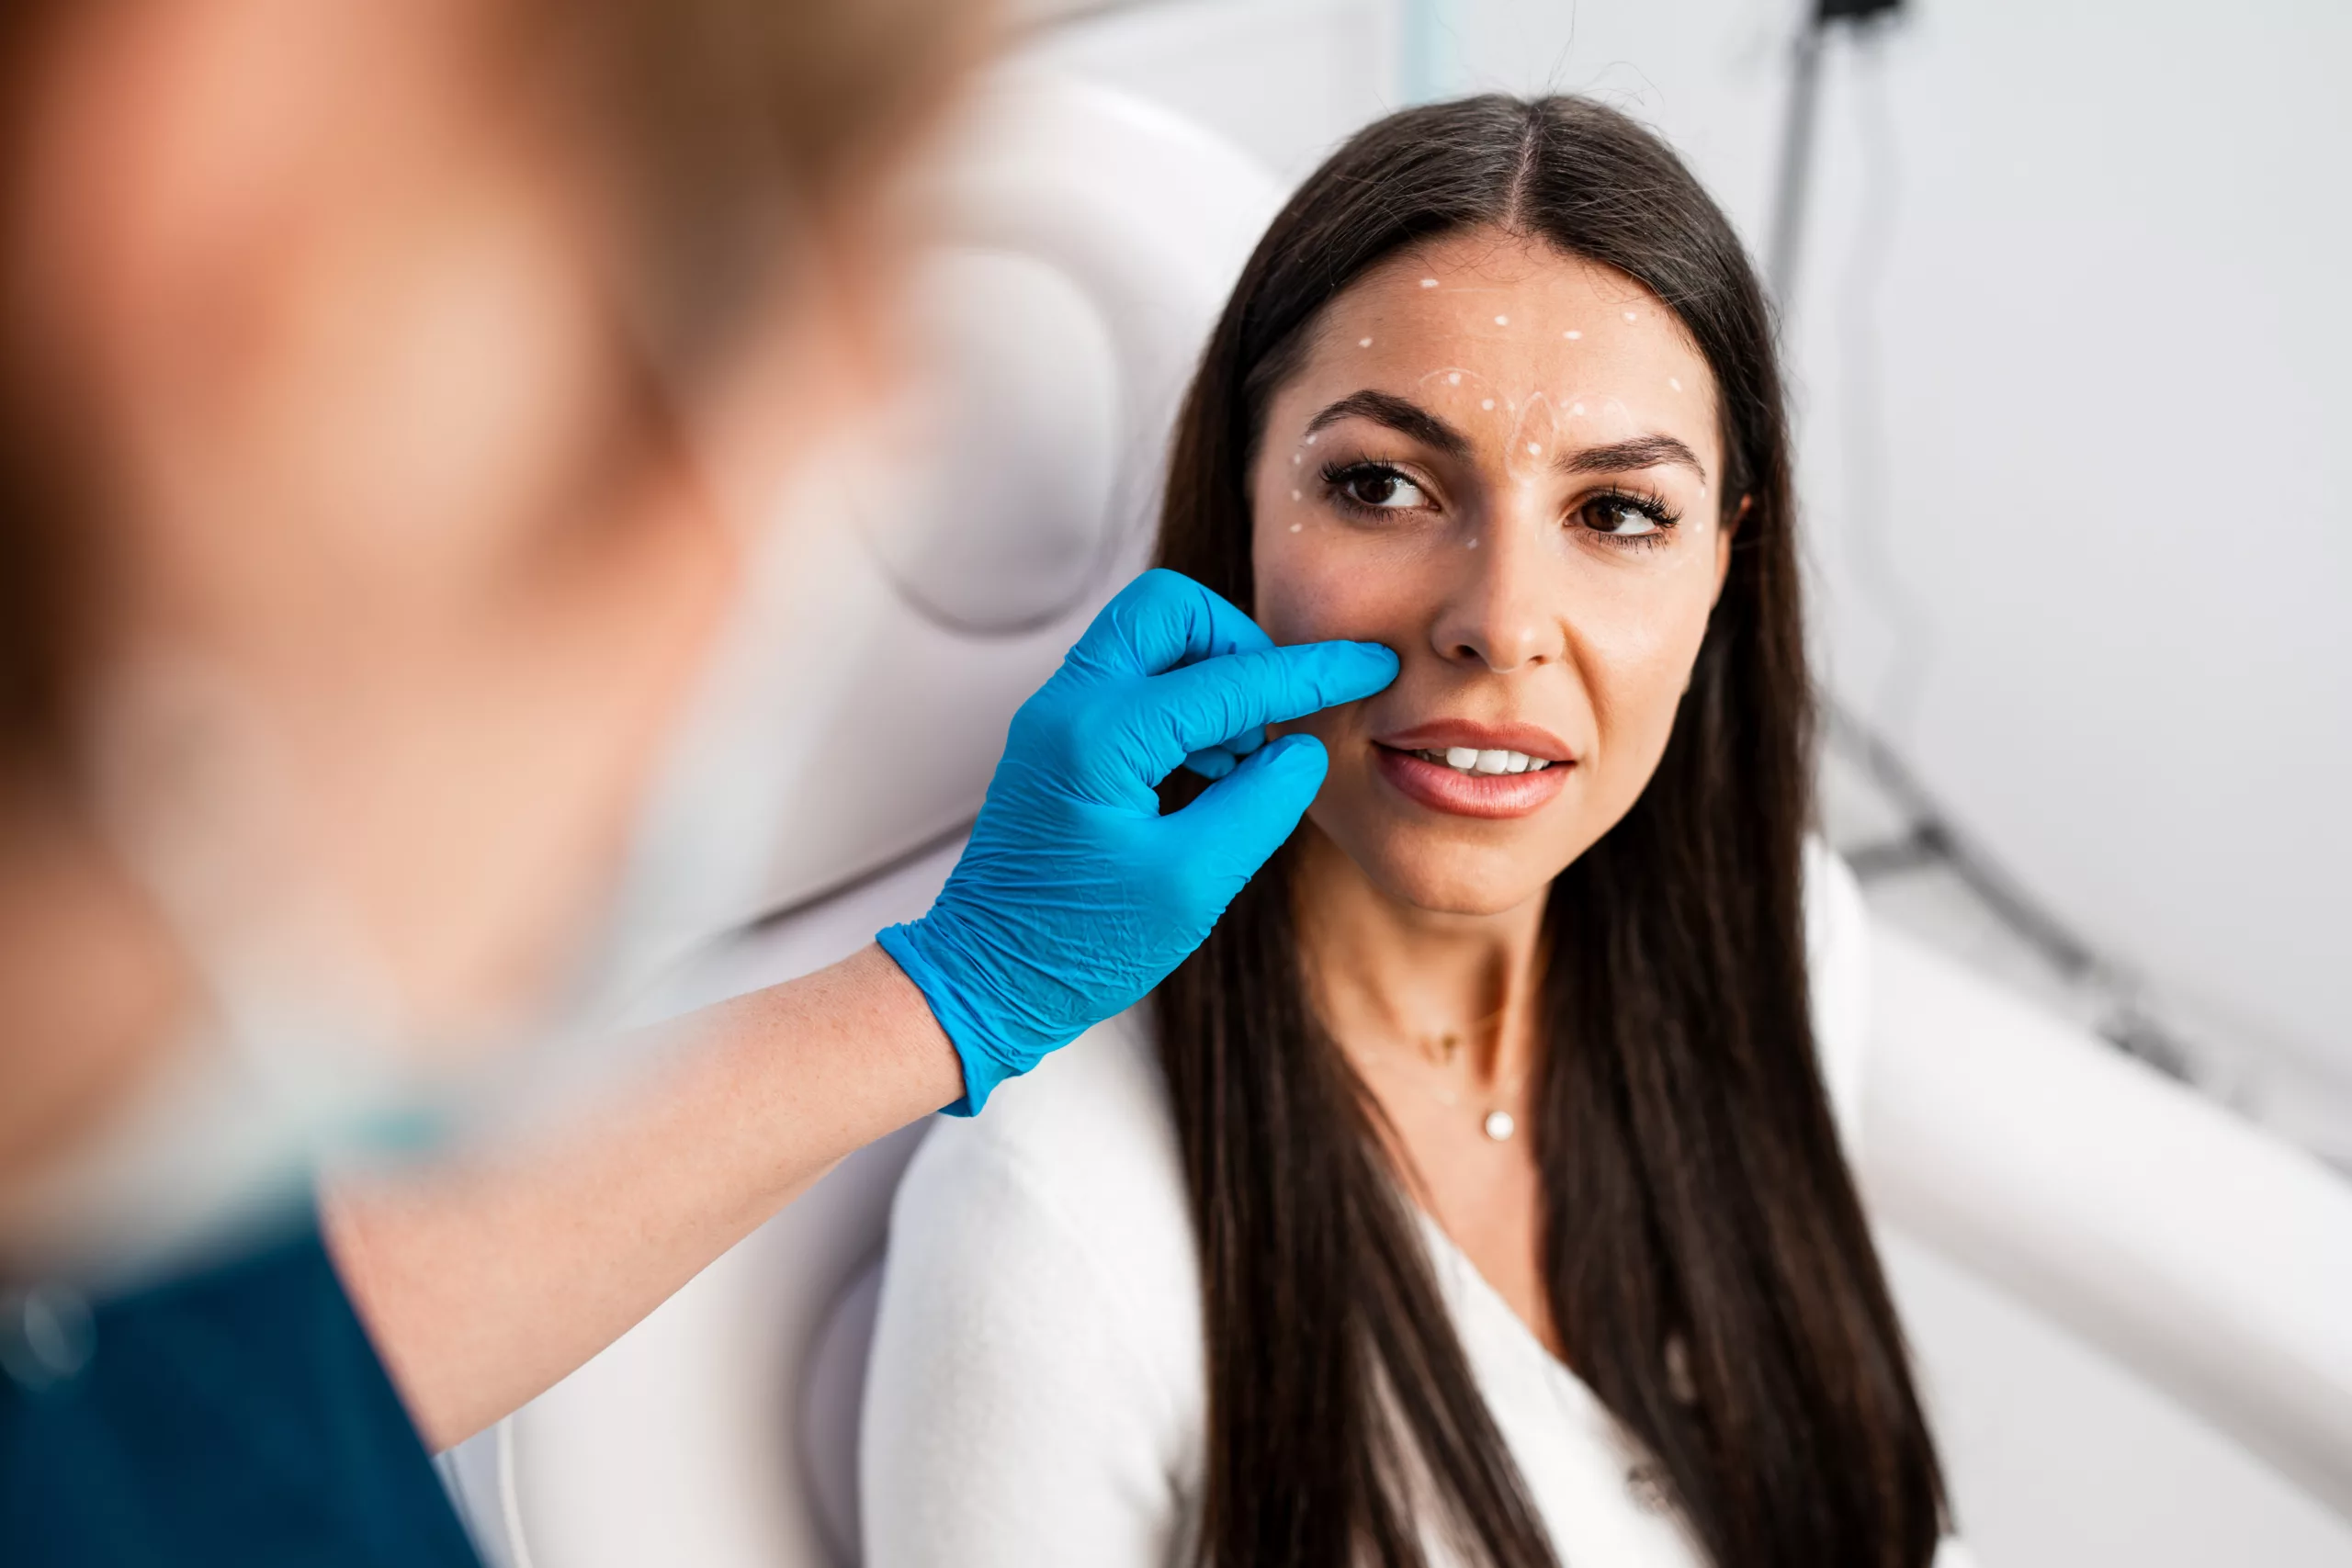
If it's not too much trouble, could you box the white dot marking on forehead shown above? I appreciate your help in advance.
[1306,433,1317,445]
[1571,402,1587,415]
[1420,277,1440,288]
[1467,537,1480,549]
[1494,314,1510,326]
[1564,329,1582,340]
[1290,522,1303,532]
[1623,310,1638,322]
[1527,442,1542,455]
[1668,377,1682,392]
[1359,336,1374,348]
[1481,398,1495,411]
[1448,372,1462,385]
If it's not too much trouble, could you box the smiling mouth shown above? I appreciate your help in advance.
[1372,742,1574,820]
[1404,745,1558,776]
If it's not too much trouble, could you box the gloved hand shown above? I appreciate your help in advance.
[878,570,1397,1112]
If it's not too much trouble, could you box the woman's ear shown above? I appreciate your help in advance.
[1713,494,1751,604]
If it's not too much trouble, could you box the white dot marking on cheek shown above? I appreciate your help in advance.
[1420,277,1440,288]
[1564,329,1582,340]
[1467,537,1480,549]
[1306,433,1317,445]
[1495,314,1510,326]
[1668,377,1682,392]
[1359,336,1374,348]
[1290,522,1303,532]
[1291,490,1302,502]
[1481,398,1495,411]
[1528,442,1542,455]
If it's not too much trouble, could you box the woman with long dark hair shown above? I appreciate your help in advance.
[863,95,1967,1568]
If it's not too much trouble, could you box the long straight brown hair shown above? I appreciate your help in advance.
[1154,96,1946,1568]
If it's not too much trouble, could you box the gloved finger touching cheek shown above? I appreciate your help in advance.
[876,570,1396,1111]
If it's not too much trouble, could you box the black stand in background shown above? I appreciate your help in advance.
[1763,0,2193,1074]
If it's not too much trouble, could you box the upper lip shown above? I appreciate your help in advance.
[1372,719,1575,763]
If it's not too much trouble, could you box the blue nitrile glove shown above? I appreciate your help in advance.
[877,569,1397,1113]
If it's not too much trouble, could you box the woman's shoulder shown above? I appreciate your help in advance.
[1803,837,1871,1146]
[865,1009,1208,1562]
[899,1004,1185,1216]
[888,1002,1201,1335]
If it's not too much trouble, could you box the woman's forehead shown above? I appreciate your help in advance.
[1283,231,1719,461]
[1313,234,1705,377]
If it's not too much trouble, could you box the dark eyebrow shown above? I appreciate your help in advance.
[1303,390,1471,460]
[1558,434,1708,481]
[1306,392,1709,482]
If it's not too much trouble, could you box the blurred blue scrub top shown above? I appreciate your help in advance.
[0,1211,481,1568]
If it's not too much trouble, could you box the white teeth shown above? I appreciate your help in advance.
[1418,747,1554,775]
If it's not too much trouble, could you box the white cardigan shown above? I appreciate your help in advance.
[860,847,1972,1566]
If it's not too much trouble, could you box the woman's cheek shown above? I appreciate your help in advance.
[1252,514,1412,750]
[1259,547,1423,675]
[1581,593,1713,790]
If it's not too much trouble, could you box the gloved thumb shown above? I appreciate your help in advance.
[1162,731,1329,882]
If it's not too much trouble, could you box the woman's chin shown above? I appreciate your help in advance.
[1340,837,1561,919]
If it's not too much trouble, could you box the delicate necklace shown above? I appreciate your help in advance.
[1353,1006,1529,1143]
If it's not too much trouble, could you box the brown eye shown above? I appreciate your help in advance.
[1581,496,1666,536]
[1340,467,1429,510]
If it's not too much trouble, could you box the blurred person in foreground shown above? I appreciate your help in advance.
[0,1,1396,1561]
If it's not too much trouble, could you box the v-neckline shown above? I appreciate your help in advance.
[1412,1209,1596,1404]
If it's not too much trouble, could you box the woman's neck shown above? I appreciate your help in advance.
[1288,825,1549,1094]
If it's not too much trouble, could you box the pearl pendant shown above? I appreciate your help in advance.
[1482,1110,1516,1143]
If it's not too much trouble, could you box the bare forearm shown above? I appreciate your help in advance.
[322,943,961,1452]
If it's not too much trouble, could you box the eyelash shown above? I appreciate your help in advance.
[1577,485,1682,549]
[1320,460,1431,518]
[1317,460,1683,551]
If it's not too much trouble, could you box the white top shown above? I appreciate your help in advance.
[860,845,1970,1567]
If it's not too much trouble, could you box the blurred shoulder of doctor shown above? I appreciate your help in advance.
[0,0,1392,1562]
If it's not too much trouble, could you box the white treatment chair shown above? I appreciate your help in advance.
[441,72,2352,1568]
[1861,927,2352,1553]
[437,70,1282,1568]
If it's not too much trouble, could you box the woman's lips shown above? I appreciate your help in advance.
[1373,744,1572,819]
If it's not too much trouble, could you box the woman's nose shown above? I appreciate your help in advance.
[1427,519,1568,674]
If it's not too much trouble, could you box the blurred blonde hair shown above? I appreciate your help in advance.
[0,0,985,761]
[529,0,989,363]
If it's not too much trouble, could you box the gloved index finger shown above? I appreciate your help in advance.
[1063,569,1273,681]
[1107,638,1398,785]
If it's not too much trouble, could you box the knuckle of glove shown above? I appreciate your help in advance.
[1015,689,1086,764]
